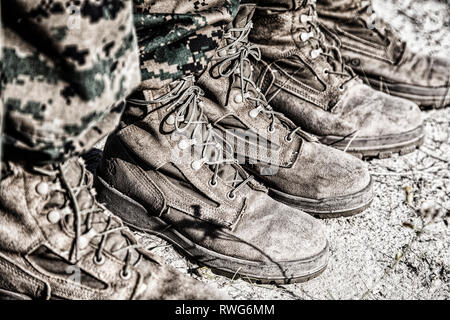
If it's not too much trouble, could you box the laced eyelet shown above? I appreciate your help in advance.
[301,31,314,42]
[36,182,50,196]
[300,14,312,25]
[47,210,61,224]
[120,269,131,280]
[249,106,262,119]
[209,179,218,188]
[268,126,275,133]
[234,94,244,104]
[75,235,90,250]
[284,135,293,143]
[218,50,227,57]
[311,49,322,60]
[323,69,329,76]
[166,115,175,125]
[93,255,105,266]
[179,138,196,150]
[227,191,236,200]
[191,158,206,171]
[338,85,345,92]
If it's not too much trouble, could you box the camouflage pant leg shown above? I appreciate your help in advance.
[0,0,141,163]
[133,0,240,90]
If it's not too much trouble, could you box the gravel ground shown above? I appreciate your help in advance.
[89,0,450,300]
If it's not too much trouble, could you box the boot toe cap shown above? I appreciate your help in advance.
[239,195,329,263]
[291,142,371,199]
[362,92,422,137]
[344,84,423,137]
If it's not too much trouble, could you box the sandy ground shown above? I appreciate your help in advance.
[89,0,450,300]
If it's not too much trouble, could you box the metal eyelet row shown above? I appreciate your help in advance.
[93,255,131,281]
[227,191,236,200]
[300,14,313,25]
[301,31,314,42]
[311,48,322,59]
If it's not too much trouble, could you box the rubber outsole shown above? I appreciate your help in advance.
[349,136,424,160]
[95,175,329,285]
[268,177,374,219]
[0,288,32,300]
[366,77,450,110]
[320,126,424,160]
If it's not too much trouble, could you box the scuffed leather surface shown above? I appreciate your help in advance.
[249,4,423,140]
[98,80,328,266]
[157,191,328,263]
[334,83,423,137]
[317,1,450,90]
[262,76,422,138]
[197,4,370,203]
[249,141,370,199]
[0,160,224,300]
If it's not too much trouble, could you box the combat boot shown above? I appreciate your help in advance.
[0,158,223,299]
[95,76,329,284]
[198,4,373,217]
[316,0,450,110]
[248,0,424,159]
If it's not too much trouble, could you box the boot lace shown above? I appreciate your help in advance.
[214,21,318,143]
[127,77,253,199]
[354,1,404,52]
[299,0,357,91]
[33,159,142,280]
[355,1,391,39]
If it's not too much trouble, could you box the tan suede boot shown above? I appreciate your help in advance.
[248,0,424,159]
[96,76,329,284]
[0,158,225,299]
[317,0,450,110]
[198,4,373,217]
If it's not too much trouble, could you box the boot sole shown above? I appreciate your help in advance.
[95,176,329,285]
[268,177,373,219]
[319,126,424,160]
[0,288,32,300]
[366,77,450,110]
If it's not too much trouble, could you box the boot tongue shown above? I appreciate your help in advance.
[300,0,316,8]
[344,1,405,60]
[163,83,246,187]
[224,4,255,48]
[233,4,255,29]
[62,158,95,211]
[226,5,260,98]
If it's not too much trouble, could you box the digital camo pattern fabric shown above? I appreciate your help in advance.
[0,0,241,163]
[133,0,240,89]
[0,0,141,163]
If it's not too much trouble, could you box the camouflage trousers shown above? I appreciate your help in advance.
[0,0,239,164]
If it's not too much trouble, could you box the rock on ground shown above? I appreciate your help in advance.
[89,0,450,300]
